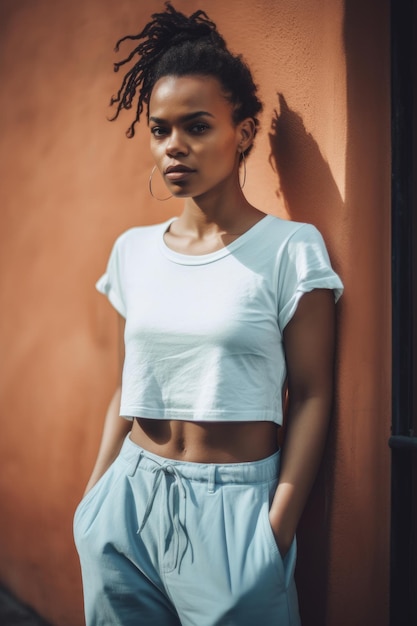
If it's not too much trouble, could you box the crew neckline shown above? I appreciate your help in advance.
[159,214,274,265]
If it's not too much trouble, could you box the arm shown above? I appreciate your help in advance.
[269,288,336,557]
[83,314,131,496]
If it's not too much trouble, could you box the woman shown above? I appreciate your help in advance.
[74,4,343,625]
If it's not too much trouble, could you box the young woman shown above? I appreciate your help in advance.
[74,4,343,625]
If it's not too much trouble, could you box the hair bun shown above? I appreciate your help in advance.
[152,3,226,48]
[114,3,225,58]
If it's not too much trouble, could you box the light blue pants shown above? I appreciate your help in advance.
[74,435,301,625]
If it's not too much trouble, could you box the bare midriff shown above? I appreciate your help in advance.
[130,417,280,463]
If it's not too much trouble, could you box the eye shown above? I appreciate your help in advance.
[150,126,168,137]
[189,123,210,134]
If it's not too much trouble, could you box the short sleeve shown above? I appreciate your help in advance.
[277,224,343,331]
[95,236,127,318]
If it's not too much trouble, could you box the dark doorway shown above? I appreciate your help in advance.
[389,1,417,625]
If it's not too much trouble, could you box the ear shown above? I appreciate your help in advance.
[237,117,256,153]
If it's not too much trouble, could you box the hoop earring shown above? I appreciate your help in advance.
[239,151,247,189]
[149,166,172,201]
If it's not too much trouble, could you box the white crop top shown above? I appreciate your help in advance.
[96,214,343,425]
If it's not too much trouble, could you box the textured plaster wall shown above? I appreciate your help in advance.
[0,1,390,625]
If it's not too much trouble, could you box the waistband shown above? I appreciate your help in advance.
[120,434,280,485]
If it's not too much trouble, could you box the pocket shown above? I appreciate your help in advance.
[73,461,115,526]
[258,483,297,588]
[260,485,283,564]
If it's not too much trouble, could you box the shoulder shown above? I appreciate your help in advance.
[111,218,176,254]
[258,215,326,258]
[265,214,323,241]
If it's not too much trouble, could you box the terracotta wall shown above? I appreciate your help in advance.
[0,1,391,625]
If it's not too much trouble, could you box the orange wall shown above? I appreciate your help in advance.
[0,1,391,625]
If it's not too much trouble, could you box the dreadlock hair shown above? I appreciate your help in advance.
[109,2,263,155]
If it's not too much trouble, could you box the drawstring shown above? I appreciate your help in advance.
[137,461,192,572]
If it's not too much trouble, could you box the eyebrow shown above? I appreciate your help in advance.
[149,111,215,124]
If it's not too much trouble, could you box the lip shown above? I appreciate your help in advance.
[164,164,196,181]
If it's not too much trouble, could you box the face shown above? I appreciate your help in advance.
[148,75,251,199]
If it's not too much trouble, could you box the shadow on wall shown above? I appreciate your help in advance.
[268,93,344,626]
[269,93,344,239]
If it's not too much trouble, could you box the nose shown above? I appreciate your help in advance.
[166,129,188,157]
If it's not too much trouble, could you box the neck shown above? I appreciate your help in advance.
[180,185,258,236]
